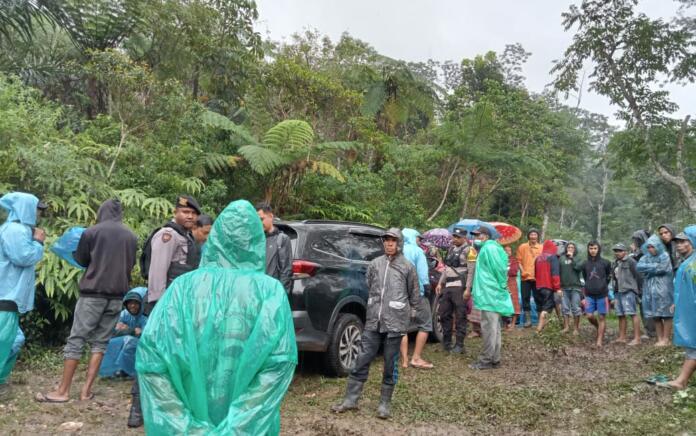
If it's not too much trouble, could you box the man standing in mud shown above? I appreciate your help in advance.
[331,228,419,419]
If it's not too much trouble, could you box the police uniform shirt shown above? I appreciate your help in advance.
[147,222,190,303]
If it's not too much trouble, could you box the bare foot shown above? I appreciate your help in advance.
[614,338,627,344]
[595,341,603,348]
[572,330,580,336]
[79,391,95,401]
[657,380,687,390]
[627,339,641,346]
[35,391,69,403]
[410,359,434,369]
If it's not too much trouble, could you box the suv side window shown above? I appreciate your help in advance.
[348,233,384,262]
[311,231,352,260]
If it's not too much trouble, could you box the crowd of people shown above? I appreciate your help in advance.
[0,190,695,432]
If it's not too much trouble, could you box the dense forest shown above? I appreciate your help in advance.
[0,0,694,342]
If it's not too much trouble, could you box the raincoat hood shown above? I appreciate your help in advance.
[96,199,123,222]
[641,235,666,257]
[200,200,265,272]
[402,228,420,246]
[123,286,146,316]
[541,240,557,257]
[0,192,39,226]
[683,225,696,248]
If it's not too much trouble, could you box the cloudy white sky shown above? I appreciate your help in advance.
[255,0,694,126]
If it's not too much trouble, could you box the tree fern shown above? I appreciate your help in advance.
[237,144,286,175]
[200,109,257,144]
[263,119,314,152]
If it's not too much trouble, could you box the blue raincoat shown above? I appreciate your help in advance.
[99,287,148,377]
[402,228,429,296]
[136,200,297,435]
[636,235,674,318]
[0,192,44,385]
[673,225,696,350]
[0,192,44,314]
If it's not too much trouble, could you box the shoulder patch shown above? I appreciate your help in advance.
[162,233,172,243]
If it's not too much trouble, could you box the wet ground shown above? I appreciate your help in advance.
[2,320,694,435]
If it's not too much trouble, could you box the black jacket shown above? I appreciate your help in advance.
[581,243,612,297]
[74,199,138,299]
[265,227,293,293]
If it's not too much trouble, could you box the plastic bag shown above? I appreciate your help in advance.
[50,226,85,269]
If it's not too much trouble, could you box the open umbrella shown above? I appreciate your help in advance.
[489,222,522,245]
[422,228,452,249]
[449,219,500,240]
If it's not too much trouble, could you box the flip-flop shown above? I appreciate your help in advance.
[645,375,669,385]
[35,392,69,403]
[80,392,95,401]
[410,361,434,369]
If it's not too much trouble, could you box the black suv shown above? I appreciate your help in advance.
[276,220,386,376]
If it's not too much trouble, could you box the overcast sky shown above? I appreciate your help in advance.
[255,0,694,126]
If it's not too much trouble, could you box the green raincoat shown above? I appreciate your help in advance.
[136,200,297,435]
[472,240,514,316]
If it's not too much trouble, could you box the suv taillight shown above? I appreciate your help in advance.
[293,260,320,278]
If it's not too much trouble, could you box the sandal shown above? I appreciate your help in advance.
[80,392,95,401]
[645,375,669,385]
[35,392,69,403]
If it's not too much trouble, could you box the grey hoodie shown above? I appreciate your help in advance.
[74,199,138,299]
[365,252,420,334]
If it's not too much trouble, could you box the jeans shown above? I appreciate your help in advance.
[521,280,536,312]
[349,330,403,386]
[479,310,502,365]
[562,289,583,317]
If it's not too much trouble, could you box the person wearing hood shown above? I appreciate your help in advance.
[436,227,476,353]
[630,229,656,339]
[559,242,583,335]
[136,200,297,433]
[657,224,682,272]
[399,228,434,370]
[533,240,561,333]
[611,243,642,346]
[0,192,46,399]
[332,228,419,419]
[516,228,543,327]
[636,235,675,347]
[469,227,513,370]
[37,199,137,404]
[99,287,148,378]
[661,227,696,390]
[581,241,612,347]
[128,195,201,427]
[256,202,293,294]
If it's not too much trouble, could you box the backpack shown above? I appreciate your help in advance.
[139,226,163,281]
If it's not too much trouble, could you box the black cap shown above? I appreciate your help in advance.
[472,226,491,237]
[37,200,48,210]
[175,195,201,214]
[452,228,466,238]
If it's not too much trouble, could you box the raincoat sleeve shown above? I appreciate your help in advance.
[636,254,671,276]
[414,251,429,292]
[0,223,43,267]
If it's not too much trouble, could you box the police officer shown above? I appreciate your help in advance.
[127,195,201,428]
[436,227,475,353]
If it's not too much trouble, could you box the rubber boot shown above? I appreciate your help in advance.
[376,384,395,419]
[331,378,364,413]
[127,394,144,428]
[524,311,532,328]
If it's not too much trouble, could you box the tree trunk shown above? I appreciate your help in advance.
[427,161,459,222]
[520,198,529,227]
[541,211,549,241]
[597,158,609,242]
[559,207,565,230]
[459,168,477,220]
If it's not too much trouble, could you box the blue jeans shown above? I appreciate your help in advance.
[562,289,583,317]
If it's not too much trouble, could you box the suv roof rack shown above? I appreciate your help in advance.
[300,219,384,228]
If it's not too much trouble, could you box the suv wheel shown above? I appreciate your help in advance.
[324,313,363,377]
[430,293,444,343]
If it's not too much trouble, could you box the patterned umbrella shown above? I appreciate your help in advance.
[449,219,501,240]
[422,228,452,249]
[489,221,522,245]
